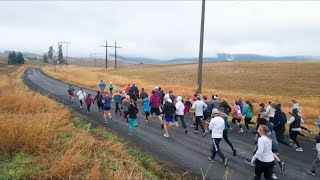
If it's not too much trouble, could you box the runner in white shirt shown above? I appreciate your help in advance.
[77,88,86,109]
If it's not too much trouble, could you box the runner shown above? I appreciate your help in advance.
[102,92,112,123]
[139,88,148,107]
[149,90,163,128]
[307,134,320,176]
[108,82,114,95]
[287,108,304,152]
[94,91,103,112]
[250,125,275,180]
[85,94,94,113]
[219,99,232,115]
[175,96,187,134]
[76,88,86,109]
[184,97,193,120]
[143,97,151,123]
[125,84,131,94]
[257,103,266,119]
[99,80,106,92]
[273,104,293,148]
[289,100,313,135]
[122,95,131,123]
[231,100,244,133]
[238,97,244,113]
[162,95,177,137]
[128,99,139,135]
[192,95,207,136]
[203,96,213,133]
[211,95,220,110]
[129,83,139,98]
[67,84,75,103]
[169,90,176,102]
[219,107,237,156]
[208,109,229,167]
[113,90,122,116]
[266,102,275,123]
[243,100,256,132]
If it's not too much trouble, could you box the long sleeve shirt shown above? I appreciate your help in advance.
[192,100,207,117]
[252,136,274,163]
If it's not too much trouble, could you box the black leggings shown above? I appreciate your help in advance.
[254,159,275,180]
[97,103,102,111]
[223,130,234,150]
[195,116,205,132]
[245,117,255,130]
[175,115,187,129]
[289,131,300,147]
[115,103,121,115]
[80,100,83,106]
[146,111,150,120]
[87,104,91,112]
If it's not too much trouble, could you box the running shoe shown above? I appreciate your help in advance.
[104,120,108,124]
[175,121,179,128]
[233,149,237,156]
[208,157,215,163]
[110,116,112,120]
[224,158,229,167]
[245,158,252,165]
[203,131,207,137]
[239,128,244,133]
[271,174,277,179]
[80,106,82,109]
[308,170,316,176]
[191,125,195,128]
[128,132,133,136]
[279,161,285,171]
[163,134,169,138]
[295,147,303,152]
[194,129,199,133]
[185,129,188,134]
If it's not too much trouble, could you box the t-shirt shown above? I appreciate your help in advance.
[103,95,112,105]
[192,100,207,117]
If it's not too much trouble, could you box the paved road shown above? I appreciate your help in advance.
[24,68,319,180]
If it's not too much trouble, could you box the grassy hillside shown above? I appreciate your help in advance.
[42,62,320,122]
[0,65,185,179]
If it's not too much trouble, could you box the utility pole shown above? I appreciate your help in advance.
[197,0,206,94]
[114,41,122,69]
[58,41,71,68]
[90,53,104,67]
[101,41,114,69]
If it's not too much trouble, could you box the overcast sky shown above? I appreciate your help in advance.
[1,1,320,59]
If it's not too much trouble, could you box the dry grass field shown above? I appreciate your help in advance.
[42,62,320,124]
[0,65,182,179]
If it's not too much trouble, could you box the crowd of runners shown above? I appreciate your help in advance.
[67,81,320,179]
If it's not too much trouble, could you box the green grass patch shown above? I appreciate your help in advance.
[0,153,40,180]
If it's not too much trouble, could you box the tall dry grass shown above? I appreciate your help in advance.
[0,66,167,179]
[42,62,320,123]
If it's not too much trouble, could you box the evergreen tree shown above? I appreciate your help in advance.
[58,44,63,64]
[10,51,17,64]
[43,53,49,63]
[48,46,53,60]
[16,52,24,64]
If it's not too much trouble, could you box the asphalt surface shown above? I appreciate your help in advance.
[24,68,319,180]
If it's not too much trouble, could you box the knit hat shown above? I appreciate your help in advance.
[212,109,219,115]
[292,108,299,114]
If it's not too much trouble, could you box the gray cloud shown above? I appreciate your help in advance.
[0,1,320,59]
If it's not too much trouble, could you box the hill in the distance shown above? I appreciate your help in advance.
[112,53,320,64]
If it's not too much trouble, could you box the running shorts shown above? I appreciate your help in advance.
[164,116,174,123]
[103,104,111,111]
[203,112,211,120]
[150,107,161,116]
[232,117,241,123]
[69,93,74,97]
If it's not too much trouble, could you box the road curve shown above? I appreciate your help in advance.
[24,68,318,180]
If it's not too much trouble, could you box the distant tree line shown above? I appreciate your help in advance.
[7,51,25,65]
